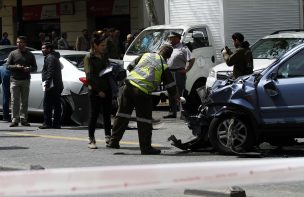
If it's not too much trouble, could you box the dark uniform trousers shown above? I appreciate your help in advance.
[110,81,153,151]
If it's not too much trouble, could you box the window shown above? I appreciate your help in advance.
[277,49,304,78]
[183,28,209,51]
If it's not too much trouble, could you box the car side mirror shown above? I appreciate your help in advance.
[264,80,278,97]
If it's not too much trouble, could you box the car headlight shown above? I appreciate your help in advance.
[209,70,216,78]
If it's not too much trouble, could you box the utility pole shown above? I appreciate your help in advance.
[145,0,158,25]
[16,0,24,36]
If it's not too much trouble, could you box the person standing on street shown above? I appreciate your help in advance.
[222,32,253,79]
[57,32,71,50]
[84,33,113,149]
[39,43,64,129]
[75,29,90,51]
[0,32,11,45]
[0,65,11,122]
[163,32,195,119]
[107,45,179,155]
[7,36,37,127]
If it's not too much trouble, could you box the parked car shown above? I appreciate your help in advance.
[206,30,304,88]
[0,50,124,124]
[186,43,304,154]
[0,45,36,64]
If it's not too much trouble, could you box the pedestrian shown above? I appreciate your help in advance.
[57,32,71,50]
[222,32,253,79]
[163,32,195,119]
[38,42,64,129]
[0,65,11,122]
[107,44,179,155]
[75,29,90,51]
[124,33,133,52]
[6,36,37,127]
[84,33,113,149]
[51,31,59,49]
[0,32,11,45]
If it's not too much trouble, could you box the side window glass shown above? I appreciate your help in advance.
[183,28,210,51]
[34,55,45,73]
[277,50,304,78]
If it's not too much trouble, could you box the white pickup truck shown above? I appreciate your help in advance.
[123,24,217,110]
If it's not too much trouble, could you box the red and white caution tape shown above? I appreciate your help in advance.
[1,157,304,196]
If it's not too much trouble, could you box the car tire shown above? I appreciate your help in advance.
[61,97,72,124]
[208,116,254,154]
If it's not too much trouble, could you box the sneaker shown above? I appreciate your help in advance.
[39,124,51,129]
[163,114,176,119]
[88,142,97,149]
[106,142,120,149]
[88,138,97,149]
[9,122,18,127]
[141,148,161,155]
[21,121,30,126]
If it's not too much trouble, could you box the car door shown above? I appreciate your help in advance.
[183,27,216,92]
[28,54,45,112]
[257,49,304,127]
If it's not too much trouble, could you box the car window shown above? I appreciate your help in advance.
[183,28,210,51]
[277,49,304,78]
[63,55,86,70]
[126,29,183,55]
[0,48,16,60]
[251,38,304,59]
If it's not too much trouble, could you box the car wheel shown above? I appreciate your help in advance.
[61,97,72,124]
[208,116,254,154]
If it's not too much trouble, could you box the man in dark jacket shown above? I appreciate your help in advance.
[7,36,37,127]
[39,42,64,129]
[222,32,253,79]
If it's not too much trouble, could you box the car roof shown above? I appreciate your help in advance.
[143,23,209,31]
[262,32,304,39]
[0,45,37,51]
[31,50,89,56]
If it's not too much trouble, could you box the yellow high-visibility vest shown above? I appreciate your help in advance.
[128,53,167,94]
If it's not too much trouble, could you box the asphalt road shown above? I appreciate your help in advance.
[1,106,304,197]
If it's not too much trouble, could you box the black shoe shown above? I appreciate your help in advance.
[141,148,161,155]
[106,142,120,149]
[21,121,30,126]
[39,124,51,129]
[9,122,18,127]
[163,114,176,119]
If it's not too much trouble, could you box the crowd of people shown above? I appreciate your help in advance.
[0,28,252,155]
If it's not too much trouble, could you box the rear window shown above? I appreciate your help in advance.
[63,55,86,71]
[251,38,304,59]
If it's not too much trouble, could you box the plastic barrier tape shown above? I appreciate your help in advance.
[1,158,304,196]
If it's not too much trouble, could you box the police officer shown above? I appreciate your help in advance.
[222,32,253,79]
[107,45,179,155]
[163,32,195,119]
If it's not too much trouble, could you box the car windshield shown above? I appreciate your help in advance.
[126,29,183,55]
[251,38,304,59]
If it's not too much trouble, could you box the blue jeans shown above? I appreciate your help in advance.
[0,66,11,120]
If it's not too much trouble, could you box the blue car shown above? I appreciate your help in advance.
[184,43,304,154]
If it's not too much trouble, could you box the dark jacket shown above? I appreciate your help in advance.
[42,51,64,90]
[84,52,111,95]
[223,41,253,79]
[7,49,37,80]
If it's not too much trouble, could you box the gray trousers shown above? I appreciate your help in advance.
[10,79,30,123]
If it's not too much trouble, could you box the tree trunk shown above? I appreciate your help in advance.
[145,0,158,26]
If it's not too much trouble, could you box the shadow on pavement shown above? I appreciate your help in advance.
[0,146,29,150]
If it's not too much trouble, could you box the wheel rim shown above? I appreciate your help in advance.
[216,118,247,148]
